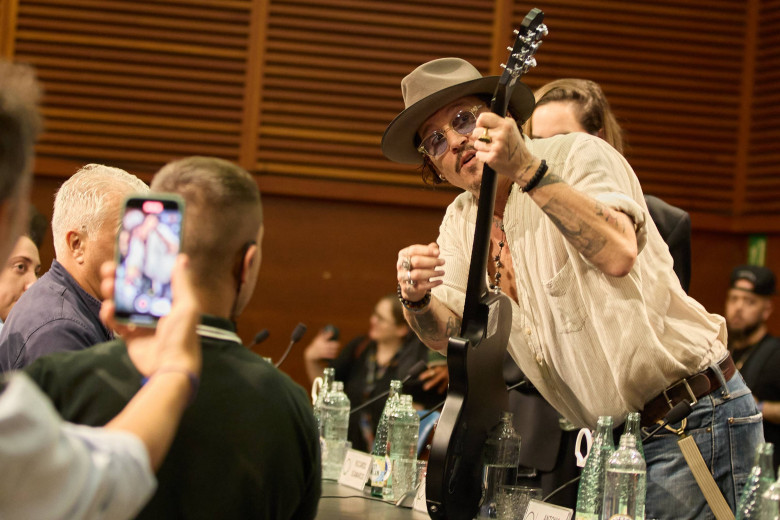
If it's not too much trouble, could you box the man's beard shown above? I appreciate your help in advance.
[727,320,763,349]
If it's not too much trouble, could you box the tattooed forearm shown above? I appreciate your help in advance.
[542,197,607,258]
[408,308,449,343]
[445,316,462,338]
[594,202,626,233]
[536,172,563,189]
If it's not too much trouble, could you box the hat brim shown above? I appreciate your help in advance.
[381,76,535,165]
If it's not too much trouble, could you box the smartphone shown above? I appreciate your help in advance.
[114,194,185,326]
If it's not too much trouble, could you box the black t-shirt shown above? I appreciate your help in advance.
[735,333,780,469]
[330,333,443,452]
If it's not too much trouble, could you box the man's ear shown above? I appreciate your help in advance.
[66,230,86,264]
[241,242,259,284]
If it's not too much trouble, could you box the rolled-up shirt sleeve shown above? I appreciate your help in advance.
[0,373,156,520]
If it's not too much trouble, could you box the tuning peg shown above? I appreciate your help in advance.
[500,63,506,69]
[524,57,537,69]
[538,24,549,37]
[506,46,513,52]
[513,29,519,36]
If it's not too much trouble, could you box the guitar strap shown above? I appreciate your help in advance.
[677,434,735,520]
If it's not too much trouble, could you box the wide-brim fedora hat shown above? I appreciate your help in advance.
[381,57,535,165]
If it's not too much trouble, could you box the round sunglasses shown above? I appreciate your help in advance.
[417,105,483,158]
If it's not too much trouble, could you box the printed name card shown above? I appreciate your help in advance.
[338,449,373,490]
[523,499,572,520]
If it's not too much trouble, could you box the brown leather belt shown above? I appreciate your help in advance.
[640,354,736,428]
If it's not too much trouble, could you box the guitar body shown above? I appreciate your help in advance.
[423,8,546,520]
[426,293,512,520]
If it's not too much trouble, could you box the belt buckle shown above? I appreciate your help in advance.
[662,377,699,411]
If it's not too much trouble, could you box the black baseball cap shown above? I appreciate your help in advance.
[730,265,776,296]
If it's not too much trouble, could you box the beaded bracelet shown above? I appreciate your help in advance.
[521,159,548,193]
[397,283,431,313]
[141,367,200,406]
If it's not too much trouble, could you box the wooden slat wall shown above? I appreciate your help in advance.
[749,0,780,214]
[255,0,496,186]
[0,0,18,58]
[12,0,252,174]
[513,0,746,218]
[3,0,780,230]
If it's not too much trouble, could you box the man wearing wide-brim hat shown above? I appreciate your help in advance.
[383,57,761,520]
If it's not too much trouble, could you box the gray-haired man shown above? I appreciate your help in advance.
[0,164,148,371]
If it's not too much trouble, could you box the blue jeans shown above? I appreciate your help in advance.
[643,370,763,520]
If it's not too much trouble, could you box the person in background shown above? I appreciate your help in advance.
[527,78,691,292]
[0,233,40,334]
[304,293,447,452]
[725,264,780,469]
[0,59,202,520]
[385,58,761,519]
[27,156,321,520]
[0,163,149,371]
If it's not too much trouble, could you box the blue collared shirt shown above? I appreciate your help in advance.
[0,260,113,372]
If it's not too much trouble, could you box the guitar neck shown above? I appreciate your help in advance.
[460,86,511,336]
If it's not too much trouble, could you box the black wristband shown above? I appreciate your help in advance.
[397,283,431,312]
[521,159,548,193]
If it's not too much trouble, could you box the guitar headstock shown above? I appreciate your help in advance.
[502,8,547,82]
[491,8,547,114]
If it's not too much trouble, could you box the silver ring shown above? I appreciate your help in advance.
[402,256,411,271]
[406,270,416,287]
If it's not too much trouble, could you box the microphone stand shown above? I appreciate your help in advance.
[275,323,306,368]
[419,380,528,422]
[349,360,428,415]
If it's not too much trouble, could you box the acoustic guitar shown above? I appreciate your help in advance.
[425,9,547,520]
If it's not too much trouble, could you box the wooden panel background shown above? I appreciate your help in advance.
[3,0,780,389]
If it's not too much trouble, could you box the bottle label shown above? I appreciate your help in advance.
[371,455,389,487]
[385,454,394,487]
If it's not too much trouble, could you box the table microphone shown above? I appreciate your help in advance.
[274,323,307,368]
[349,360,428,415]
[249,329,270,348]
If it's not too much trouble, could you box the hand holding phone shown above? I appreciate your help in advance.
[114,195,185,327]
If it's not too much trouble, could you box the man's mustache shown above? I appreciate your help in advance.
[455,144,477,174]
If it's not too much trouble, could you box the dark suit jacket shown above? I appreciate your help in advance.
[644,194,691,293]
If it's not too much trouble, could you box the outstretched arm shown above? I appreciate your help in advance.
[474,113,638,277]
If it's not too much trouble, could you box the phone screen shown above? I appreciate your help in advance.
[114,196,184,326]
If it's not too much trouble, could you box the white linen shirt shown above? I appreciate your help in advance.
[0,372,156,520]
[432,132,727,428]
